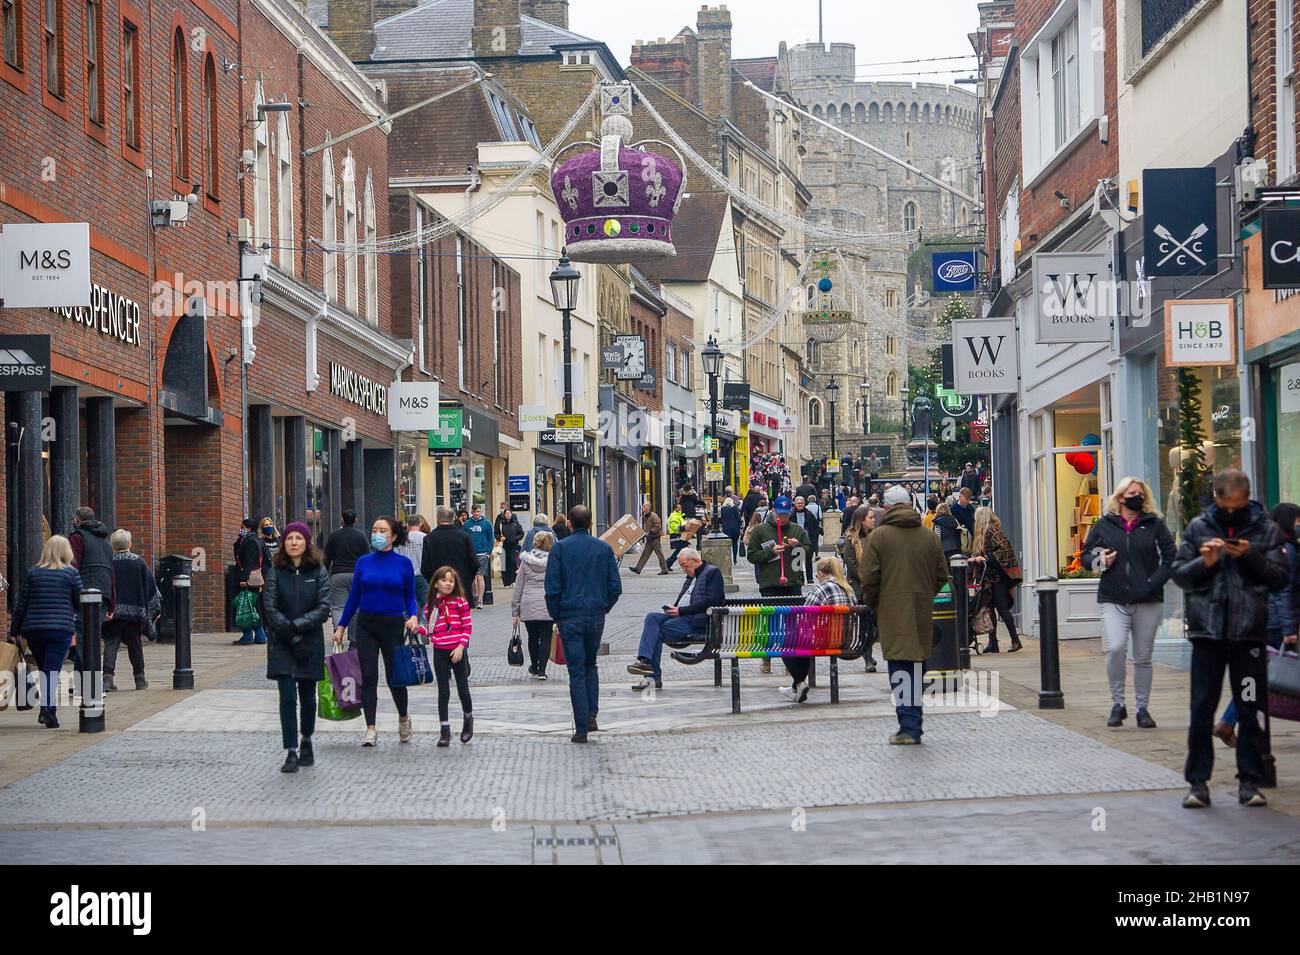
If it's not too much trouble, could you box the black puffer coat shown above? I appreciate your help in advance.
[1170,502,1288,643]
[262,562,331,680]
[1083,512,1176,605]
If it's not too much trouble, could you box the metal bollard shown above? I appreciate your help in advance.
[950,555,970,671]
[172,575,195,690]
[78,588,105,733]
[1036,576,1064,709]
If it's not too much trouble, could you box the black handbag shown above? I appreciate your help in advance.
[507,622,524,667]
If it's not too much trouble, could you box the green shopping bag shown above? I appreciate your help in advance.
[318,663,362,721]
[233,589,260,630]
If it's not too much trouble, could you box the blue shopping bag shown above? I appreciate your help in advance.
[388,633,434,688]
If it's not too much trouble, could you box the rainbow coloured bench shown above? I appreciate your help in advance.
[669,599,870,713]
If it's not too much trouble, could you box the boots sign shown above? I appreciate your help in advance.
[951,318,1018,394]
[1031,251,1112,343]
[0,222,91,308]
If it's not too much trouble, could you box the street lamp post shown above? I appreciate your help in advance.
[859,379,870,435]
[549,253,582,512]
[826,378,839,490]
[701,337,724,534]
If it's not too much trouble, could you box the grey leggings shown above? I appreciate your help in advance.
[1100,601,1162,709]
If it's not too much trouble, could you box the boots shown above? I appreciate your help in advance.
[460,715,474,744]
[437,724,452,747]
[297,737,315,767]
[134,674,149,690]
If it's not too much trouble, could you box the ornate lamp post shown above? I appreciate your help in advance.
[701,336,724,534]
[549,254,581,510]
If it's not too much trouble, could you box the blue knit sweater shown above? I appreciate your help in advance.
[336,549,418,628]
[11,566,83,637]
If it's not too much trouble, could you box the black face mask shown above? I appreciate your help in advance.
[1121,494,1144,512]
[1216,505,1249,531]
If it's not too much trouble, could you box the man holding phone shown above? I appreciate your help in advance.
[1171,469,1288,810]
[627,549,725,690]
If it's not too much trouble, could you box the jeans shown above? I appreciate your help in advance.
[103,619,146,677]
[277,676,316,750]
[523,619,552,675]
[558,615,604,733]
[666,539,687,569]
[354,612,410,726]
[1221,628,1284,725]
[636,612,698,681]
[239,624,267,644]
[1186,639,1267,786]
[26,629,73,714]
[887,659,924,740]
[1100,601,1162,709]
[727,533,740,563]
[433,647,472,723]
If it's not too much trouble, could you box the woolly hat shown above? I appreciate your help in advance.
[281,521,312,550]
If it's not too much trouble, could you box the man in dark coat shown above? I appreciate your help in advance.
[323,509,369,639]
[958,462,982,497]
[421,506,480,599]
[69,506,115,618]
[545,506,622,742]
[859,485,949,745]
[741,487,764,529]
[793,495,822,555]
[1170,469,1288,810]
[628,549,725,689]
[495,506,525,586]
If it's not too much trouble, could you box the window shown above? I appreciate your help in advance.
[1020,0,1103,183]
[885,334,897,356]
[520,115,541,148]
[276,112,294,268]
[1280,0,1297,181]
[491,260,502,403]
[535,211,546,296]
[903,201,917,231]
[1141,0,1200,56]
[666,343,677,384]
[999,181,1020,285]
[805,337,820,367]
[1050,15,1079,150]
[808,397,823,427]
[885,288,898,308]
[204,54,219,200]
[886,372,898,398]
[455,235,466,390]
[680,350,689,388]
[486,90,518,139]
[252,81,270,246]
[3,0,23,73]
[321,145,337,301]
[121,18,139,150]
[171,27,188,178]
[343,152,358,312]
[84,0,101,124]
[43,0,64,101]
[713,289,721,331]
[364,173,377,324]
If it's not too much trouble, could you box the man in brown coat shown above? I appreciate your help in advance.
[859,484,950,744]
[630,501,669,575]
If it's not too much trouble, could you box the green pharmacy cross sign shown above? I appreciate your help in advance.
[427,407,464,457]
[934,382,975,419]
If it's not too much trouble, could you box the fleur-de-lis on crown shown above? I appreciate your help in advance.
[561,175,579,211]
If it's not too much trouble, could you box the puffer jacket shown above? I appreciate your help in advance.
[934,514,964,557]
[261,561,330,680]
[1083,512,1176,605]
[1170,501,1288,643]
[10,565,83,638]
[1269,541,1299,636]
[511,549,552,622]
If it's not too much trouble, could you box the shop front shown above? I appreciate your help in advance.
[598,386,644,533]
[535,429,597,518]
[419,404,504,518]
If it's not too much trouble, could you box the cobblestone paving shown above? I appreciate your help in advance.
[3,793,1297,864]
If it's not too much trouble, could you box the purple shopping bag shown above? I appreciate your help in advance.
[326,646,363,710]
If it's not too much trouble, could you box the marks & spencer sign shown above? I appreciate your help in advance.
[330,362,387,416]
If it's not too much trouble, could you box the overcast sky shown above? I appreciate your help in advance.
[569,0,982,85]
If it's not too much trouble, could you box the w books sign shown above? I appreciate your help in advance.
[951,318,1018,395]
[1031,251,1112,343]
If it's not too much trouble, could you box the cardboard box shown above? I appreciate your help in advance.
[680,518,704,541]
[600,514,645,558]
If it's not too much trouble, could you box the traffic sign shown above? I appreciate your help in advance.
[554,428,584,443]
[705,461,724,482]
[427,408,463,457]
[555,413,585,429]
[826,458,841,474]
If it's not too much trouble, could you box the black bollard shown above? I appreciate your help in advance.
[1036,576,1064,709]
[950,555,970,671]
[172,575,195,690]
[78,588,105,733]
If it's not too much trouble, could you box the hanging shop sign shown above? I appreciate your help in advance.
[460,406,500,456]
[518,404,547,432]
[388,381,440,431]
[778,411,799,433]
[635,369,657,391]
[1031,251,1112,343]
[1261,207,1300,289]
[1166,299,1236,366]
[600,344,625,370]
[0,222,91,308]
[932,251,978,293]
[427,407,463,456]
[0,333,51,391]
[952,318,1019,394]
[1143,167,1218,278]
[612,335,646,380]
[722,382,752,411]
[508,474,531,495]
[330,362,388,416]
[1280,362,1300,415]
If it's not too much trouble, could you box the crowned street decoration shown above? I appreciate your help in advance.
[550,82,687,263]
[802,250,855,343]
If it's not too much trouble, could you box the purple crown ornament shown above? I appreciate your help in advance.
[550,83,686,263]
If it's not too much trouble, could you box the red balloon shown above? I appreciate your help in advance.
[1063,452,1079,468]
[1072,453,1094,475]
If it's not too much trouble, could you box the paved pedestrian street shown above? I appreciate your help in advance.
[3,569,1300,864]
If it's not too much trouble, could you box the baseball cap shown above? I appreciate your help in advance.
[884,485,911,507]
[772,495,794,515]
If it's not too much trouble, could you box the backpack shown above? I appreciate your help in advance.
[959,525,973,554]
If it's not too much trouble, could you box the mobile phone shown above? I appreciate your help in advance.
[662,604,672,611]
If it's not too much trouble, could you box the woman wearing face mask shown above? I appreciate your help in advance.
[1082,478,1176,729]
[334,516,420,747]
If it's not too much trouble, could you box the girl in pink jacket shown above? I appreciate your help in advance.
[422,566,474,745]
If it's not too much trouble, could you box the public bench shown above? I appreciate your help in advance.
[669,598,869,713]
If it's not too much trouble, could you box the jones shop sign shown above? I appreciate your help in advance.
[0,222,91,308]
[329,362,387,416]
[1031,251,1112,343]
[1261,207,1300,289]
[951,318,1018,395]
[1166,299,1235,366]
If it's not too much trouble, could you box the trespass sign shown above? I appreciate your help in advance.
[1166,300,1235,366]
[951,318,1018,394]
[0,222,91,308]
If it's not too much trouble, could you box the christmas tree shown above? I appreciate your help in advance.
[1176,367,1207,522]
[927,294,973,384]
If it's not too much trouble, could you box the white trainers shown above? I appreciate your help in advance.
[398,717,413,743]
[362,727,378,747]
[779,686,796,702]
[794,680,810,703]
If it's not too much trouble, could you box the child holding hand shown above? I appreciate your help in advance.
[421,566,474,746]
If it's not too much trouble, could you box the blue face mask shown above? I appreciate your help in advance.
[371,533,389,551]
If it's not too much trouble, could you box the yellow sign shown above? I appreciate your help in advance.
[555,413,585,430]
[705,461,724,481]
[826,458,841,473]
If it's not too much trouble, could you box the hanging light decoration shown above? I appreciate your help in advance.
[550,82,687,263]
[802,249,854,343]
